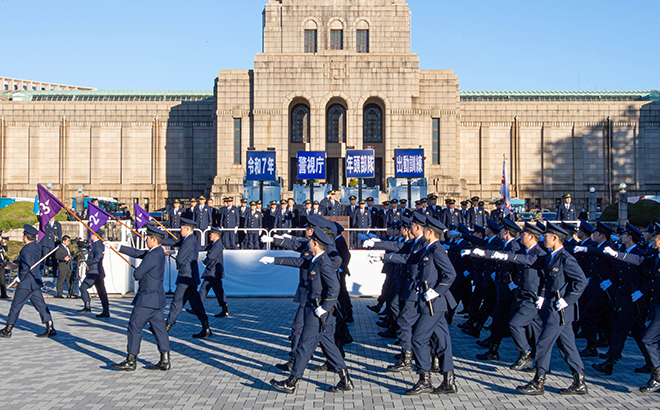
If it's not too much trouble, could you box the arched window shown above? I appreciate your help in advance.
[290,104,310,143]
[326,104,346,143]
[363,103,382,143]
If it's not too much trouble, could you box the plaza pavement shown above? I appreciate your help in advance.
[0,292,657,410]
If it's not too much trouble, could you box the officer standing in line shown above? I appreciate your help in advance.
[427,194,439,217]
[77,229,110,318]
[353,200,371,249]
[557,193,578,221]
[198,196,212,231]
[193,197,202,223]
[207,198,219,228]
[264,227,354,394]
[110,225,171,371]
[321,191,341,217]
[366,197,379,229]
[441,199,462,228]
[168,199,183,229]
[264,200,278,231]
[277,199,293,232]
[405,216,458,396]
[287,198,299,230]
[640,222,660,392]
[244,201,262,250]
[238,198,249,246]
[220,197,239,250]
[54,236,73,298]
[312,200,321,215]
[459,201,470,225]
[182,198,197,220]
[379,201,390,229]
[389,199,403,224]
[163,218,211,338]
[0,225,57,338]
[198,227,229,318]
[513,222,588,396]
[300,200,313,228]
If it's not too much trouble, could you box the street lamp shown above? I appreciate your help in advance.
[76,187,84,213]
[46,182,53,190]
[588,187,596,223]
[618,182,628,226]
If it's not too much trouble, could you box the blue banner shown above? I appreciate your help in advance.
[296,151,326,180]
[394,149,424,178]
[346,149,375,178]
[246,151,276,181]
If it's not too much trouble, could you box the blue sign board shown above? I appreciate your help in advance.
[296,151,326,180]
[246,151,276,181]
[346,149,375,179]
[394,149,424,178]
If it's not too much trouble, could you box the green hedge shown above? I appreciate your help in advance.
[599,199,660,227]
[0,202,67,232]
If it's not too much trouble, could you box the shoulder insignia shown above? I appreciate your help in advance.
[304,253,310,257]
[552,267,559,272]
[310,271,316,276]
[256,214,259,218]
[423,257,429,261]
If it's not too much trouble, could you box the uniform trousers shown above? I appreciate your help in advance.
[411,299,453,373]
[642,304,660,368]
[534,306,583,376]
[290,304,305,353]
[80,275,109,312]
[397,299,420,351]
[582,287,612,347]
[222,232,236,250]
[0,263,7,298]
[509,299,542,352]
[337,271,353,319]
[7,287,52,325]
[291,304,347,378]
[55,269,72,297]
[244,233,260,250]
[167,283,208,326]
[199,278,227,307]
[605,298,649,363]
[127,306,170,355]
[488,282,515,344]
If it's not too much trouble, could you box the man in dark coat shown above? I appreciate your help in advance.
[77,229,110,318]
[54,236,73,298]
[198,227,228,318]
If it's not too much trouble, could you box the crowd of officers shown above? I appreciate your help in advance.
[165,192,512,250]
[364,193,660,396]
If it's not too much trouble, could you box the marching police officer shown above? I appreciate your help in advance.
[1,225,56,338]
[111,225,171,371]
[640,222,660,392]
[77,229,110,318]
[199,226,229,318]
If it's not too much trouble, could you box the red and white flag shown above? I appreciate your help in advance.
[499,160,512,216]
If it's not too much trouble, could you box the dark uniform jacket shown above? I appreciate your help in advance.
[40,220,62,250]
[54,245,73,276]
[164,234,200,286]
[353,208,371,229]
[202,239,224,280]
[334,235,351,276]
[441,208,463,229]
[345,205,358,227]
[381,236,427,301]
[320,199,341,217]
[17,241,44,291]
[307,252,340,312]
[167,207,183,229]
[86,240,105,278]
[556,203,578,221]
[415,241,457,312]
[245,210,263,229]
[198,205,213,230]
[488,243,547,304]
[469,206,488,228]
[368,207,379,229]
[220,206,240,229]
[120,245,167,309]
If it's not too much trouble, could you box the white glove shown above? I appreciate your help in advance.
[363,239,375,248]
[600,279,612,291]
[463,270,470,277]
[442,244,450,250]
[632,290,643,302]
[372,237,381,243]
[603,246,618,257]
[555,298,568,311]
[234,226,238,234]
[508,282,519,291]
[490,272,496,281]
[492,251,508,261]
[424,288,439,301]
[283,233,293,239]
[259,256,274,264]
[358,234,369,240]
[573,246,587,253]
[314,306,327,318]
[473,249,486,257]
[535,297,544,310]
[272,234,284,239]
[261,236,274,243]
[460,249,472,257]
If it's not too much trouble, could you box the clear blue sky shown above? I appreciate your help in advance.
[2,0,658,91]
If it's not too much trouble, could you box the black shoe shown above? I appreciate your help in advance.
[516,373,545,395]
[313,361,335,372]
[185,308,194,314]
[594,338,609,348]
[376,321,389,328]
[592,358,615,375]
[146,351,171,371]
[510,350,533,371]
[276,356,295,371]
[0,295,9,299]
[431,354,441,373]
[367,304,382,314]
[461,325,482,338]
[476,349,499,361]
[345,316,354,323]
[1,324,14,338]
[457,320,475,330]
[636,363,653,374]
[575,331,586,339]
[476,339,491,348]
[559,371,588,395]
[55,295,65,299]
[192,327,213,339]
[598,353,608,360]
[37,321,57,338]
[641,367,660,393]
[579,346,598,357]
[96,311,110,318]
[215,311,229,318]
[405,372,433,395]
[378,330,397,338]
[270,375,299,394]
[433,370,458,395]
[328,369,354,393]
[111,354,137,371]
[388,350,413,372]
[77,302,92,314]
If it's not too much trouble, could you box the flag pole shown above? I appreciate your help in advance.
[62,205,135,268]
[150,217,178,239]
[109,215,176,260]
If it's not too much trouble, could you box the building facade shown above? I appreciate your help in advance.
[0,0,658,211]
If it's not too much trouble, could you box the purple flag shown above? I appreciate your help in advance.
[87,201,111,232]
[37,183,64,241]
[134,203,151,229]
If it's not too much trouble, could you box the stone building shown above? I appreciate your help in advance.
[0,0,658,212]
